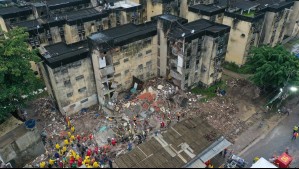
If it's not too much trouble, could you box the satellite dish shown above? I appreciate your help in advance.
[181,33,185,37]
[191,30,195,34]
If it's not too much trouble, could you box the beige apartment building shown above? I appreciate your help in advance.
[39,41,97,115]
[222,0,294,65]
[286,0,299,38]
[89,21,158,105]
[156,15,230,89]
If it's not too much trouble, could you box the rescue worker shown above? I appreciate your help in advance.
[71,126,75,133]
[293,125,298,134]
[39,161,46,168]
[55,143,60,150]
[93,161,99,168]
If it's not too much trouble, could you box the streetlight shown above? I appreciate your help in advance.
[289,86,298,92]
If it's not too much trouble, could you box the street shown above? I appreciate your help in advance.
[242,104,299,168]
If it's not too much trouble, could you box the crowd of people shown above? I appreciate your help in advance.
[38,117,114,168]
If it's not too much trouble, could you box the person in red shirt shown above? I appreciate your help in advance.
[87,149,92,156]
[111,138,116,146]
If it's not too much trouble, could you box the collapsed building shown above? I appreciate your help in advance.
[38,14,230,114]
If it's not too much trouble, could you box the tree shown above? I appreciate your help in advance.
[0,28,43,123]
[245,45,299,91]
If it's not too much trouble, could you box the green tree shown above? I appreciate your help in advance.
[0,28,43,123]
[245,45,299,91]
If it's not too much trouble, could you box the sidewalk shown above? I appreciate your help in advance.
[230,113,287,156]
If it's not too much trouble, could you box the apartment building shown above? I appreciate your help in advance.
[156,15,230,89]
[88,21,158,105]
[223,0,294,65]
[38,41,97,115]
[286,0,299,38]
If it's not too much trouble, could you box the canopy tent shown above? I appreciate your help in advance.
[251,157,278,168]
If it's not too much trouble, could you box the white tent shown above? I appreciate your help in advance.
[251,157,278,168]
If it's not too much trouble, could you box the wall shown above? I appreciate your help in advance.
[47,57,97,115]
[64,24,80,44]
[186,11,200,22]
[199,36,217,86]
[147,0,163,21]
[261,12,275,44]
[0,17,8,32]
[286,1,299,37]
[157,19,168,77]
[0,125,45,168]
[91,36,157,105]
[50,26,62,43]
[222,16,251,66]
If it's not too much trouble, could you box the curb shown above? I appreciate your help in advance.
[237,114,287,156]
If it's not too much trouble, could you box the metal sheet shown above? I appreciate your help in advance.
[187,159,206,168]
[199,137,232,162]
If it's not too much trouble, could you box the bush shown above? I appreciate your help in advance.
[223,62,251,74]
[191,81,227,101]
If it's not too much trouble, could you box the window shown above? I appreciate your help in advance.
[64,80,71,86]
[157,59,160,67]
[67,92,73,97]
[138,53,143,57]
[185,75,189,81]
[187,48,191,56]
[124,58,129,62]
[76,75,84,81]
[138,64,143,69]
[158,32,161,45]
[61,68,68,74]
[81,98,88,103]
[186,61,190,69]
[146,50,152,54]
[158,48,160,57]
[70,104,76,108]
[114,73,121,77]
[78,87,87,93]
[72,61,82,68]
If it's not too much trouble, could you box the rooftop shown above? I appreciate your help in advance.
[11,19,41,31]
[0,6,32,19]
[40,40,89,69]
[114,116,223,168]
[51,7,109,25]
[169,19,230,40]
[89,21,157,50]
[188,4,226,16]
[46,0,90,10]
[109,0,140,9]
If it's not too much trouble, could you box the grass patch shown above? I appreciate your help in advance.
[240,10,255,17]
[191,81,227,102]
[223,61,251,74]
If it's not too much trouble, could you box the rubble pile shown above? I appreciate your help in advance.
[27,77,259,168]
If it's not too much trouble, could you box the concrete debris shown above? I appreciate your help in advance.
[25,77,260,168]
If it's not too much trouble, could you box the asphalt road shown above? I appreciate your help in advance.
[242,105,299,168]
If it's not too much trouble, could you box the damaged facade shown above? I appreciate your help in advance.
[156,15,230,89]
[38,41,97,115]
[38,13,230,113]
[88,21,158,106]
